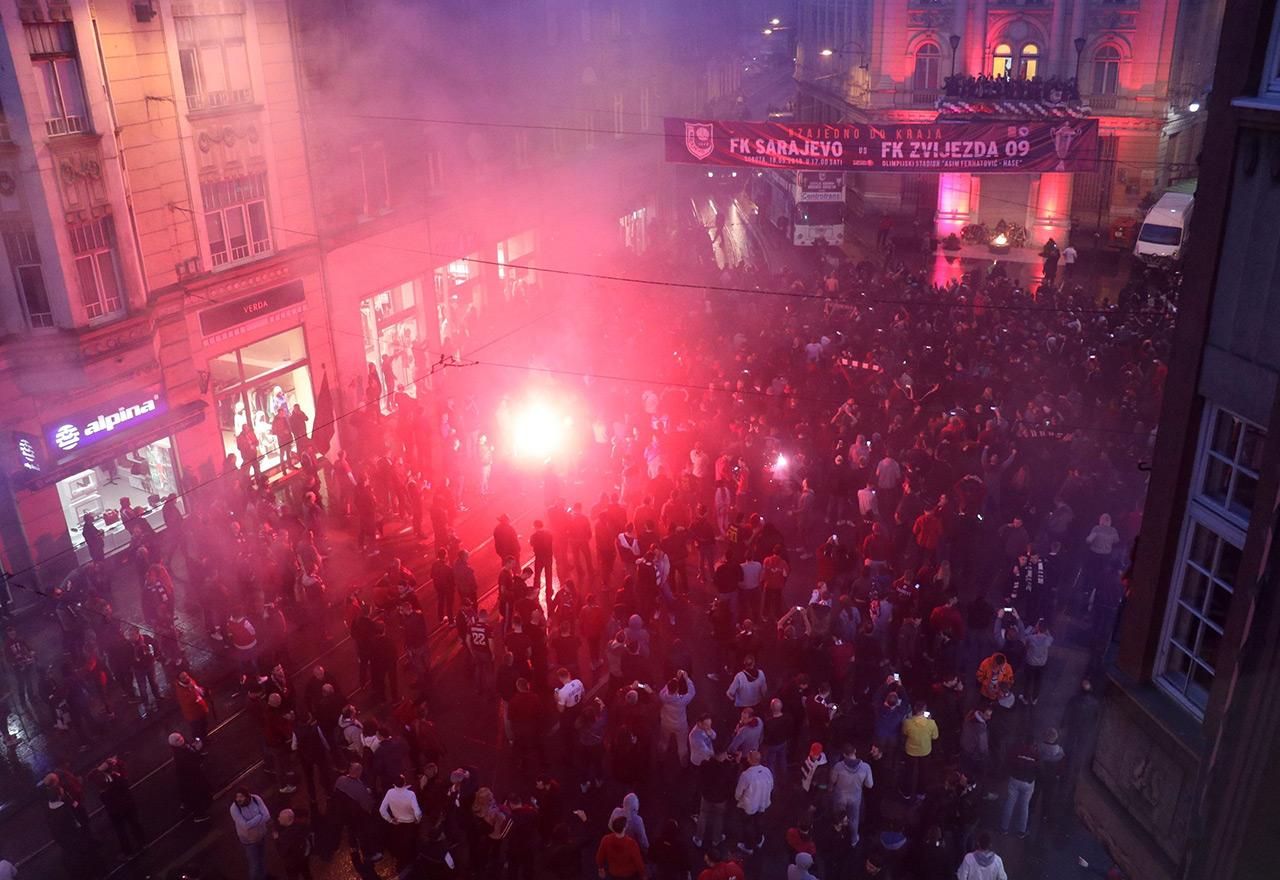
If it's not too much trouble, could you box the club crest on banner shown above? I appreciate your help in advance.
[684,122,715,160]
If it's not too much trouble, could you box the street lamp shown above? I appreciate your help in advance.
[820,48,834,57]
[770,18,781,26]
[949,34,961,77]
[1074,37,1087,82]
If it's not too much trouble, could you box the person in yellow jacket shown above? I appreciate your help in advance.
[901,703,939,797]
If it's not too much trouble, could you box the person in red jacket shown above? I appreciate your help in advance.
[597,815,645,878]
[697,847,745,880]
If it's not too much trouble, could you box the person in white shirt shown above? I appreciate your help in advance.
[379,775,422,867]
[734,750,774,853]
[658,671,696,766]
[857,481,879,520]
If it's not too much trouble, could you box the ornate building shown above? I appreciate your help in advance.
[793,0,1210,243]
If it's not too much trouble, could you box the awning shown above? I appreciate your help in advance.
[21,400,208,490]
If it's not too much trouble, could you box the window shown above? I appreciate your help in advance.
[4,228,53,327]
[1092,46,1121,96]
[26,23,89,136]
[913,43,941,90]
[360,280,422,407]
[202,173,271,267]
[68,217,123,321]
[613,94,624,138]
[352,143,390,216]
[1157,406,1265,716]
[1019,44,1039,79]
[1199,407,1266,523]
[992,43,1013,78]
[175,14,252,111]
[212,327,313,473]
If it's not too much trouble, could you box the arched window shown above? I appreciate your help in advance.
[992,43,1013,78]
[1092,45,1121,95]
[1019,43,1040,79]
[913,43,941,90]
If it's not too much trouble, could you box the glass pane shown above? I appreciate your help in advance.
[54,57,87,120]
[1188,523,1218,571]
[95,250,121,310]
[247,201,270,245]
[225,205,248,251]
[225,43,252,95]
[1231,473,1257,521]
[1170,604,1199,652]
[1202,456,1232,507]
[36,60,65,119]
[75,254,100,311]
[1198,625,1222,671]
[1181,565,1211,614]
[1206,583,1233,628]
[1188,662,1213,709]
[1212,409,1241,457]
[1216,541,1242,587]
[18,265,51,315]
[1162,647,1194,694]
[236,327,307,384]
[210,349,242,394]
[179,47,202,97]
[205,211,226,253]
[200,44,227,92]
[1240,425,1266,471]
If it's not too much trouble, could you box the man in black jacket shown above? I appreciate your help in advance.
[295,711,334,805]
[368,622,399,705]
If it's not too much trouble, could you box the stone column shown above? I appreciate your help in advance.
[1033,171,1073,246]
[936,172,976,238]
[968,0,989,77]
[1049,0,1068,77]
[952,0,969,75]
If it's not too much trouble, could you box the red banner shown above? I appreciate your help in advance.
[665,117,1100,173]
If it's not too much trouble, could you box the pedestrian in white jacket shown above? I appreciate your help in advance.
[726,657,768,708]
[734,751,773,853]
[956,834,1008,880]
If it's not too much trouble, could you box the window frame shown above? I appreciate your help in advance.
[27,23,89,136]
[1092,45,1121,96]
[1018,43,1040,80]
[175,14,253,112]
[202,173,272,268]
[1154,404,1263,719]
[913,42,941,90]
[1193,405,1265,526]
[1264,0,1280,99]
[3,228,54,328]
[351,142,390,217]
[67,217,123,322]
[992,43,1013,78]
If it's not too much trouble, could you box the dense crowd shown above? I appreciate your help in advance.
[0,228,1171,880]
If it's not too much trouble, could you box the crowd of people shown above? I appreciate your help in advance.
[0,214,1171,880]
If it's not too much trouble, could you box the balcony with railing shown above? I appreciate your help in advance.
[186,89,254,113]
[45,114,87,137]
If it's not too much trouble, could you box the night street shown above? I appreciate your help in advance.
[2,2,1277,880]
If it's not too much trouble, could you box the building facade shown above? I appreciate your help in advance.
[0,0,743,593]
[1076,1,1280,879]
[0,0,333,593]
[791,0,1197,243]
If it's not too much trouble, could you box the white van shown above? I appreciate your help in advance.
[1134,192,1194,261]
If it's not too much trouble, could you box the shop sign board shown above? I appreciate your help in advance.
[11,431,42,473]
[199,281,306,337]
[42,390,169,456]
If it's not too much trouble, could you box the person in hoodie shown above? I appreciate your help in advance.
[229,787,271,880]
[689,713,717,768]
[624,614,652,660]
[734,750,773,854]
[727,708,764,757]
[787,851,818,880]
[726,655,768,709]
[873,689,910,756]
[828,744,874,847]
[658,670,696,766]
[961,708,993,791]
[957,833,1008,880]
[800,742,830,804]
[609,792,650,854]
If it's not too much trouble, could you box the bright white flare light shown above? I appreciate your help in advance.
[775,453,788,470]
[511,399,571,461]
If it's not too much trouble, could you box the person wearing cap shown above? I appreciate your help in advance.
[800,742,830,800]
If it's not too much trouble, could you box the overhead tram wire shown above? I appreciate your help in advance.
[457,356,1158,441]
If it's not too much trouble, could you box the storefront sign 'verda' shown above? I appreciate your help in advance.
[43,391,169,456]
[665,118,1100,174]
